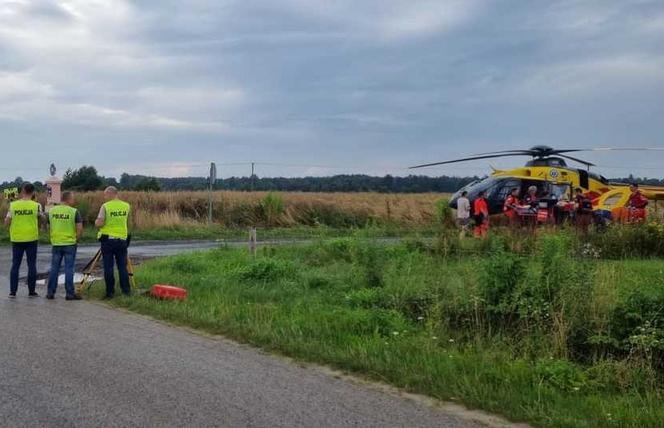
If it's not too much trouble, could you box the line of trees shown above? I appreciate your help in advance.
[3,166,663,194]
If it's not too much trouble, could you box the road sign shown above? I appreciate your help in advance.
[3,187,18,200]
[209,162,217,189]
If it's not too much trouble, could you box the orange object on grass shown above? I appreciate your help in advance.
[151,285,188,300]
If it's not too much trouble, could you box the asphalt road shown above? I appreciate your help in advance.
[0,241,495,428]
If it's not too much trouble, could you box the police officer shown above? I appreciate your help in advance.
[47,191,83,300]
[4,183,43,297]
[95,186,131,298]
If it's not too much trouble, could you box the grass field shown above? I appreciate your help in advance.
[1,191,662,245]
[91,231,664,428]
[0,191,450,243]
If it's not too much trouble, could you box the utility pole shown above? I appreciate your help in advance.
[208,162,217,225]
[251,162,255,191]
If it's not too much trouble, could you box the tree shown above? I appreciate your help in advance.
[134,177,161,192]
[62,166,104,191]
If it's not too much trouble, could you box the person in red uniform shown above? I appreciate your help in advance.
[473,191,489,238]
[574,188,593,233]
[503,188,520,227]
[628,183,648,222]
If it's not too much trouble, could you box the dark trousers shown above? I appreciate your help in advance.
[101,239,130,297]
[48,245,77,297]
[10,241,38,294]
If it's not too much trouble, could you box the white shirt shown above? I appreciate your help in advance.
[456,197,470,219]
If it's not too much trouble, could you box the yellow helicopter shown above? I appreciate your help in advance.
[411,145,664,217]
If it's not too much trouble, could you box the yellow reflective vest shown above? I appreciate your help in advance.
[9,200,40,243]
[98,199,130,239]
[49,205,78,246]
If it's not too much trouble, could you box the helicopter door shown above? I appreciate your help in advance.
[578,169,589,189]
[491,179,521,213]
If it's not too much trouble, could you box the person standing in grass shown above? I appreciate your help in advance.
[574,188,593,234]
[503,188,521,228]
[627,183,648,223]
[456,191,471,236]
[4,183,43,298]
[95,186,131,298]
[473,191,489,238]
[47,191,83,300]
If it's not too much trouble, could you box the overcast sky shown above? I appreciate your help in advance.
[1,0,664,181]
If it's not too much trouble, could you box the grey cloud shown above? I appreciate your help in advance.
[1,0,664,181]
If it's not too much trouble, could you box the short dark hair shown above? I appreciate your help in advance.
[478,190,485,197]
[630,183,639,188]
[575,187,582,193]
[62,191,74,202]
[22,182,35,195]
[461,191,468,197]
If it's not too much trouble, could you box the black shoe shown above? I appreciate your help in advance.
[9,292,16,298]
[66,295,83,301]
[46,294,55,300]
[29,292,39,297]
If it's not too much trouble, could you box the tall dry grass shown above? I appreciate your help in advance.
[0,191,448,230]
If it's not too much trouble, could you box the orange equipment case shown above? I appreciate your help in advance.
[151,285,188,300]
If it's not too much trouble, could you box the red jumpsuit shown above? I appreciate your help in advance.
[503,195,519,226]
[474,197,489,237]
[628,191,648,222]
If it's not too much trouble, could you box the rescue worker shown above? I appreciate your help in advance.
[4,183,43,297]
[95,186,131,298]
[473,190,489,238]
[47,191,84,300]
[574,188,593,233]
[523,186,539,228]
[524,185,538,207]
[456,191,471,236]
[503,188,520,227]
[627,183,648,222]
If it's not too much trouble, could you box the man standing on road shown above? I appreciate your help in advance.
[4,183,43,298]
[95,186,131,299]
[47,191,83,300]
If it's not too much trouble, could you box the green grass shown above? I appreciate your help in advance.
[0,224,439,245]
[87,238,664,428]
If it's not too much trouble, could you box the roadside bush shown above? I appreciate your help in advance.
[432,228,462,258]
[535,358,588,392]
[478,236,524,321]
[350,243,386,288]
[236,258,295,282]
[434,198,454,226]
[259,192,285,227]
[586,223,664,259]
[532,233,592,357]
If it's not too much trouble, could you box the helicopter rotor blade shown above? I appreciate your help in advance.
[409,153,534,169]
[473,150,537,156]
[557,154,595,167]
[588,147,664,152]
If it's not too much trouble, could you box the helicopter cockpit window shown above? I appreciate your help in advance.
[547,183,571,201]
[495,180,521,201]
